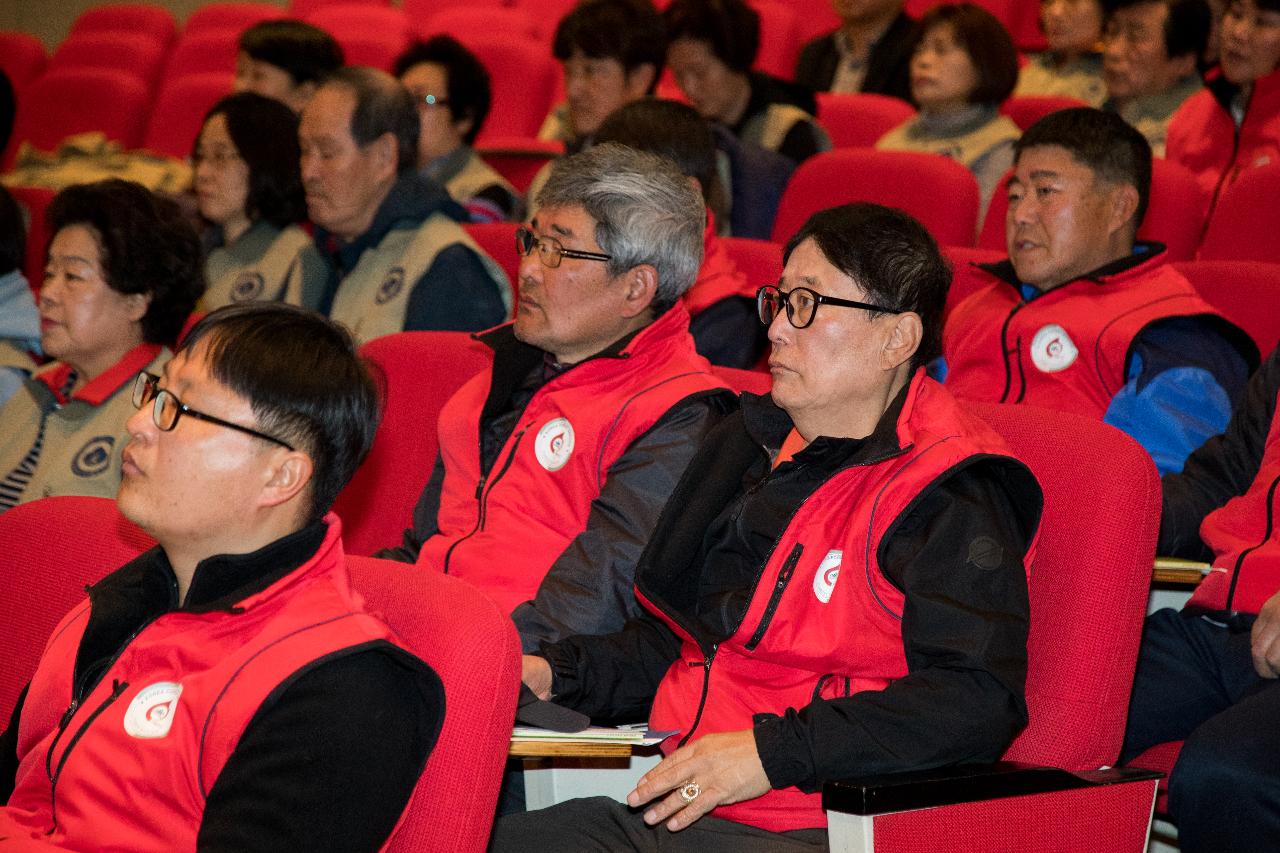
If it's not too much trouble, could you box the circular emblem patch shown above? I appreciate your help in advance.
[124,682,183,739]
[812,549,843,604]
[71,436,115,478]
[1029,324,1079,373]
[230,271,265,302]
[534,417,575,472]
[375,267,406,305]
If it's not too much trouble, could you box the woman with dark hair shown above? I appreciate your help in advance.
[664,0,832,165]
[193,92,316,309]
[1014,0,1107,105]
[876,3,1022,217]
[0,186,38,408]
[0,179,204,511]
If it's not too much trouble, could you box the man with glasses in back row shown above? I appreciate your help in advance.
[378,143,733,652]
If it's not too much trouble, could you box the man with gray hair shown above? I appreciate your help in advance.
[380,143,733,650]
[289,66,510,344]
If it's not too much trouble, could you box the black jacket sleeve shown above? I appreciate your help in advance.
[1159,346,1280,560]
[197,648,443,853]
[752,460,1035,792]
[403,243,508,333]
[375,451,448,564]
[0,684,26,804]
[689,297,767,370]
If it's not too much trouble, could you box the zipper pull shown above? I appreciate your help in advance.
[58,699,80,730]
[474,475,486,501]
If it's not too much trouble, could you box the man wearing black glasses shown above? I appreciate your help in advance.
[0,304,442,852]
[379,143,732,653]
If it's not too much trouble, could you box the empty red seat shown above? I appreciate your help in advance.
[1198,162,1280,263]
[305,4,410,40]
[468,38,560,141]
[184,2,288,35]
[418,7,543,45]
[289,0,390,16]
[772,149,980,247]
[69,4,176,47]
[816,92,916,148]
[0,32,47,93]
[48,33,168,85]
[476,137,563,194]
[4,69,151,168]
[143,73,235,160]
[1000,94,1089,131]
[163,30,243,78]
[333,31,407,73]
[1174,260,1280,355]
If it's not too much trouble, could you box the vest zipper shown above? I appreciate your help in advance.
[743,543,804,651]
[443,427,528,573]
[998,300,1029,403]
[1202,96,1246,237]
[1222,471,1280,613]
[676,643,718,748]
[46,678,130,834]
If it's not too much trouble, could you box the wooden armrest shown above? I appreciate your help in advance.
[1153,557,1210,587]
[822,761,1163,816]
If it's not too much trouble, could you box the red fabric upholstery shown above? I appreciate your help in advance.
[750,0,801,81]
[978,158,1209,262]
[1173,260,1280,355]
[941,244,1005,317]
[720,236,784,294]
[772,149,980,247]
[816,92,916,149]
[1198,162,1280,262]
[464,222,521,301]
[143,73,235,159]
[712,365,771,395]
[334,31,410,72]
[305,4,410,39]
[476,137,563,193]
[48,33,168,85]
[1128,739,1183,814]
[163,30,243,78]
[999,95,1090,131]
[332,332,493,557]
[419,7,543,45]
[289,0,391,16]
[466,38,560,142]
[0,496,155,725]
[0,32,47,93]
[4,69,151,169]
[8,185,55,293]
[184,3,288,35]
[346,555,520,853]
[68,4,176,47]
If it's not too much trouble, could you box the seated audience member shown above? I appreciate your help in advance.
[289,67,510,344]
[594,99,765,368]
[492,203,1041,849]
[0,303,443,852]
[193,92,316,309]
[0,180,204,511]
[664,0,832,165]
[393,36,520,224]
[1166,0,1280,198]
[537,0,666,151]
[235,19,344,114]
[795,0,918,101]
[875,3,1022,218]
[1014,0,1108,106]
[943,108,1257,476]
[378,144,733,650]
[1102,0,1209,156]
[1121,343,1280,853]
[0,187,38,408]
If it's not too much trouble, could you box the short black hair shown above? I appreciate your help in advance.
[393,35,492,147]
[180,303,380,523]
[783,203,950,371]
[239,19,344,86]
[199,92,306,228]
[916,3,1019,105]
[0,185,24,276]
[1015,107,1152,228]
[594,98,717,201]
[325,66,420,175]
[553,0,667,85]
[46,179,205,346]
[1103,0,1210,60]
[663,0,759,74]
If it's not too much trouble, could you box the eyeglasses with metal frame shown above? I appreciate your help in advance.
[756,284,903,329]
[515,226,613,269]
[131,371,295,451]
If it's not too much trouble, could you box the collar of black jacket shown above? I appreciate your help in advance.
[316,172,468,269]
[978,240,1167,292]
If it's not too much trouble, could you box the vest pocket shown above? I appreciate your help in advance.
[744,542,803,651]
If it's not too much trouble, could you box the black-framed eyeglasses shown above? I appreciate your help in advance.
[131,372,295,451]
[515,226,612,269]
[756,284,903,329]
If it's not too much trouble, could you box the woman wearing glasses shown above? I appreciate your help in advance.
[499,203,1042,850]
[0,179,204,512]
[193,92,317,310]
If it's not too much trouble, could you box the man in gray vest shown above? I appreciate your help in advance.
[290,66,511,345]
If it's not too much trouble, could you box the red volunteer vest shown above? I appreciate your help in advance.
[944,255,1221,418]
[420,304,727,615]
[1167,68,1280,198]
[640,375,1037,832]
[3,518,417,852]
[1191,387,1280,614]
[682,212,756,318]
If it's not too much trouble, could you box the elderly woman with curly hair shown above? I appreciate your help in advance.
[0,179,205,510]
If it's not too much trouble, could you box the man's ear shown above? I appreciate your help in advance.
[1107,183,1141,238]
[124,291,152,324]
[371,131,400,182]
[880,311,922,371]
[625,63,657,98]
[259,450,314,510]
[618,264,659,319]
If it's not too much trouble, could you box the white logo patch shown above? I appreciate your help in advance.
[813,549,843,604]
[1029,324,1079,373]
[534,417,575,471]
[123,682,183,739]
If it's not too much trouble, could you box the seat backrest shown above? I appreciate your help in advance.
[464,222,521,298]
[751,0,801,81]
[0,32,48,92]
[772,149,979,247]
[143,73,235,159]
[941,243,1005,317]
[289,0,391,15]
[332,331,493,556]
[475,137,563,194]
[330,30,408,73]
[969,402,1160,770]
[712,365,772,395]
[466,38,559,142]
[1173,260,1280,355]
[69,3,177,47]
[185,2,288,35]
[346,555,520,853]
[163,31,243,78]
[1198,161,1280,262]
[720,236,784,293]
[998,94,1089,131]
[4,69,151,169]
[786,0,842,44]
[8,184,56,291]
[48,33,168,84]
[815,92,916,149]
[0,496,155,724]
[419,7,543,45]
[305,4,410,38]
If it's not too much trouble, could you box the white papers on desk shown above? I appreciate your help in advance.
[511,723,676,747]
